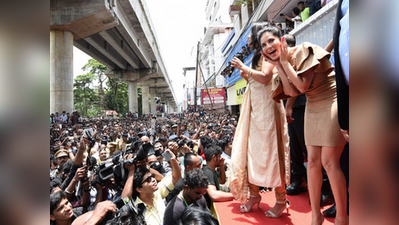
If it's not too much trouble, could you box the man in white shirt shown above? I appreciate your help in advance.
[60,111,68,124]
[121,149,181,224]
[282,7,303,29]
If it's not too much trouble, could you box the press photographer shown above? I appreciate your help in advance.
[71,198,147,225]
[120,148,182,224]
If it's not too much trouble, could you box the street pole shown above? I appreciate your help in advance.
[194,41,199,112]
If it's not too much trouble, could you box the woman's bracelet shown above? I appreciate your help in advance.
[248,69,253,78]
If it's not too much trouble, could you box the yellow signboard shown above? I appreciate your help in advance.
[235,78,247,104]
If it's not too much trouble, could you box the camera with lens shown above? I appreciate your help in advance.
[84,128,96,148]
[83,128,98,171]
[149,160,165,175]
[228,52,245,77]
[100,196,147,225]
[95,140,154,186]
[176,138,194,149]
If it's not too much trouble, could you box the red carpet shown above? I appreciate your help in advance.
[215,191,335,225]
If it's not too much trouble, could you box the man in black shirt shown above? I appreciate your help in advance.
[163,169,209,225]
[202,144,234,207]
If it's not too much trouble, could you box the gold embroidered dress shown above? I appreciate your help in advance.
[229,57,290,203]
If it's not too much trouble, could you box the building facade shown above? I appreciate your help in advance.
[197,0,339,114]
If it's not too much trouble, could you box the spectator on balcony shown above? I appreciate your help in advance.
[297,1,310,22]
[306,0,322,16]
[283,19,294,34]
[282,7,302,29]
[321,0,333,7]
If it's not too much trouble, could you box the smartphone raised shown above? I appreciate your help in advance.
[162,151,173,162]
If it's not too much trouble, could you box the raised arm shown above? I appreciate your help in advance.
[231,57,274,85]
[74,136,87,166]
[165,149,182,185]
[121,154,136,200]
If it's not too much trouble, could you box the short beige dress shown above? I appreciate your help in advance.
[272,42,346,147]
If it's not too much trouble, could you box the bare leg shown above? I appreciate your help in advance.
[307,145,323,225]
[321,145,348,225]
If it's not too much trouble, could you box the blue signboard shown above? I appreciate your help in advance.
[226,53,253,86]
[225,24,253,86]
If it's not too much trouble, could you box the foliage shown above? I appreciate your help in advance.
[104,77,129,117]
[82,59,108,111]
[74,59,132,118]
[234,0,254,10]
[73,59,147,118]
[73,73,97,117]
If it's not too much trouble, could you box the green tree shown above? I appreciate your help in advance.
[73,73,97,117]
[82,59,108,112]
[105,77,129,117]
[74,59,143,118]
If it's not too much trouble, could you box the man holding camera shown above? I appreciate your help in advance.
[121,149,181,225]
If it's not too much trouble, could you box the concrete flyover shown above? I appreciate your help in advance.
[50,0,177,115]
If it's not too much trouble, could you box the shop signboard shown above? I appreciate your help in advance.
[201,88,225,105]
[235,78,247,105]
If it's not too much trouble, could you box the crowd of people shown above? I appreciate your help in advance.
[50,1,349,224]
[50,110,238,225]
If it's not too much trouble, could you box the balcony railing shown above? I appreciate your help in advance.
[290,0,338,48]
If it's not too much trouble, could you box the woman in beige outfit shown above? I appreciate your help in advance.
[229,22,291,218]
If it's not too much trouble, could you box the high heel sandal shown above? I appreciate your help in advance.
[240,195,261,213]
[264,199,291,218]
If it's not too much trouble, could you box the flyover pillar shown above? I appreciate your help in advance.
[141,85,150,115]
[150,88,157,115]
[128,81,138,114]
[50,30,74,114]
[166,101,170,113]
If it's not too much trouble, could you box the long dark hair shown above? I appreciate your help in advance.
[257,24,283,48]
[250,22,269,69]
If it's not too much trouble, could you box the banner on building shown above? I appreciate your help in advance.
[201,88,225,105]
[225,23,254,86]
[235,78,247,105]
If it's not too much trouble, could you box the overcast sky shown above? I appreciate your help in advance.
[73,0,207,105]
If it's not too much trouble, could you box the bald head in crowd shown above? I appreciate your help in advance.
[141,136,150,144]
